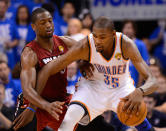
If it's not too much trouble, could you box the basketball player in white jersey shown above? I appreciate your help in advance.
[36,16,158,131]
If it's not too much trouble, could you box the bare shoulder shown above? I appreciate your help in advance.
[21,47,38,68]
[122,35,136,50]
[122,34,139,59]
[59,36,88,49]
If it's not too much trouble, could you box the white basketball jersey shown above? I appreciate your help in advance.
[87,32,133,89]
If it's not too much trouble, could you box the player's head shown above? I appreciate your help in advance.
[122,20,137,39]
[31,8,54,38]
[92,16,116,53]
[143,94,157,113]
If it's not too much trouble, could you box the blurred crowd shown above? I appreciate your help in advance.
[0,0,166,130]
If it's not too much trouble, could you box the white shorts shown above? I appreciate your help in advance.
[70,78,135,125]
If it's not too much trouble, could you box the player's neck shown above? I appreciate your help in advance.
[36,37,54,52]
[102,40,114,59]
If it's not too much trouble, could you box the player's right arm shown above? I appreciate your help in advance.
[20,47,63,118]
[36,37,90,95]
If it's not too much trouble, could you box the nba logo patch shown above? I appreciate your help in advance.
[115,53,121,60]
[58,45,64,52]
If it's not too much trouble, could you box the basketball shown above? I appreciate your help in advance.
[117,100,147,126]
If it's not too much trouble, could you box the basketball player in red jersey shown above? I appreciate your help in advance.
[13,8,81,131]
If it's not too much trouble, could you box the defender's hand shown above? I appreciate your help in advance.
[120,88,143,116]
[45,101,65,121]
[13,108,35,130]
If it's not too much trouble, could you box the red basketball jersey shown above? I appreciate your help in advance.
[26,35,68,102]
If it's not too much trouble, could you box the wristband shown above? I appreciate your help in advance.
[27,107,36,113]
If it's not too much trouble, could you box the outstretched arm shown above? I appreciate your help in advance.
[121,35,159,114]
[36,37,89,95]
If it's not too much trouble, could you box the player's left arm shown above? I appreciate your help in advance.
[121,35,159,114]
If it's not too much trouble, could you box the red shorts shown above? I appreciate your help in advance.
[36,106,67,131]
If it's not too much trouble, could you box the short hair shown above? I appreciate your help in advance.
[93,16,115,31]
[122,20,137,34]
[31,8,48,24]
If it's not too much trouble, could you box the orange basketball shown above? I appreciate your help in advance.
[117,100,147,126]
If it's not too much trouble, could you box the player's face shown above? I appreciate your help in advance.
[92,26,115,53]
[32,12,54,38]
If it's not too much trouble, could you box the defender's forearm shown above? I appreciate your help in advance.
[23,86,49,110]
[21,71,49,111]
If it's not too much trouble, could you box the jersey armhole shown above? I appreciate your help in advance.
[87,36,91,63]
[120,34,129,61]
